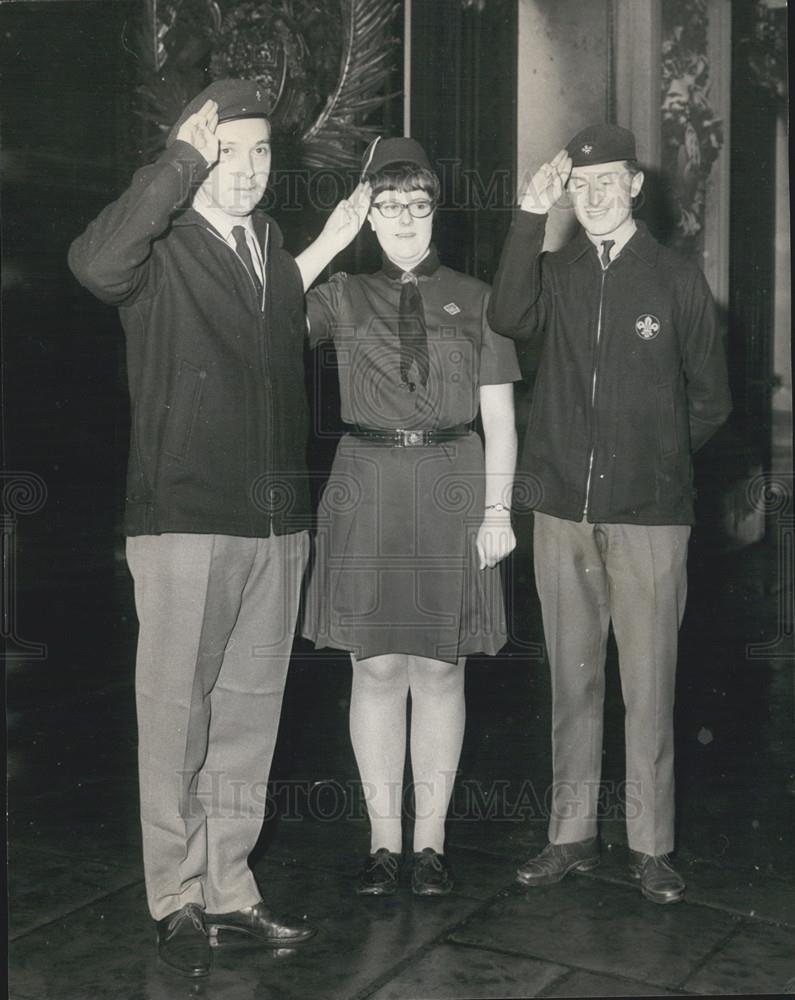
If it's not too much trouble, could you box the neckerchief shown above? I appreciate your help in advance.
[381,246,440,392]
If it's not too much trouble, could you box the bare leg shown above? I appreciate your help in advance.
[349,653,410,853]
[407,655,466,853]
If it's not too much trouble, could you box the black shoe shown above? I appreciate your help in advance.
[515,837,600,886]
[629,851,686,904]
[156,903,211,978]
[411,848,454,896]
[204,900,316,946]
[356,848,401,895]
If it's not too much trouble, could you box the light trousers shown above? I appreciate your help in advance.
[126,530,308,920]
[533,513,690,856]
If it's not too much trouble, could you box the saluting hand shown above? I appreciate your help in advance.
[176,99,220,166]
[519,149,572,215]
[321,182,372,254]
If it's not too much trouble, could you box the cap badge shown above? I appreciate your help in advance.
[256,89,262,102]
[443,302,461,315]
[581,144,593,155]
[635,314,661,340]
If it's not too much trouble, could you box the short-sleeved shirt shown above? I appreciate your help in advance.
[306,266,520,429]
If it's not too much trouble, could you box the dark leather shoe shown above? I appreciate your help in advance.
[204,900,316,946]
[629,851,685,904]
[516,837,600,886]
[156,903,211,978]
[411,848,454,896]
[356,848,401,895]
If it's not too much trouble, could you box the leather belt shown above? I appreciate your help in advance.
[347,424,471,447]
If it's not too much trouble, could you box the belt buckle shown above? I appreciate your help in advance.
[397,429,425,447]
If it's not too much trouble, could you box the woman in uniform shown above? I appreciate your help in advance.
[303,137,519,896]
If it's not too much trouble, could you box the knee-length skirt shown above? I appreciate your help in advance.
[303,432,509,663]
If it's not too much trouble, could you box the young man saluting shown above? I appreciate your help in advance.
[69,80,366,976]
[488,125,731,903]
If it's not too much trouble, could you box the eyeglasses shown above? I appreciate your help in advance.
[371,199,435,219]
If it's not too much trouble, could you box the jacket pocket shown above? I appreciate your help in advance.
[163,360,206,460]
[655,383,678,458]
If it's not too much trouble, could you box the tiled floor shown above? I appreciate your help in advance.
[7,533,795,999]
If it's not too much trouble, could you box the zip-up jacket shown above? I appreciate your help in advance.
[487,211,731,525]
[69,141,310,538]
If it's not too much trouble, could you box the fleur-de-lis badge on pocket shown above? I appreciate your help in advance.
[635,314,661,340]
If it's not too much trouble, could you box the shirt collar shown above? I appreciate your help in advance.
[564,219,658,267]
[585,217,637,260]
[192,200,256,242]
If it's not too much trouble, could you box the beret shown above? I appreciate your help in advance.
[360,136,433,177]
[566,124,636,167]
[167,79,271,146]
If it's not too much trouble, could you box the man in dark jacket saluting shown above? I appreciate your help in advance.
[488,125,731,905]
[69,79,367,977]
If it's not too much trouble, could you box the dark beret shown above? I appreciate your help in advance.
[361,136,433,177]
[566,124,637,167]
[167,79,271,146]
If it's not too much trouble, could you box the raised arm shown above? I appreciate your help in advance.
[68,100,221,306]
[295,183,371,292]
[476,382,518,570]
[487,149,572,341]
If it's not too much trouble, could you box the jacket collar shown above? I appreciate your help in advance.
[563,219,658,268]
[172,207,283,249]
[562,228,594,264]
[622,221,658,267]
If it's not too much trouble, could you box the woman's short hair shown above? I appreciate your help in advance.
[367,161,441,204]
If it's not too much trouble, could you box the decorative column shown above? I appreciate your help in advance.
[516,0,613,252]
[613,0,662,168]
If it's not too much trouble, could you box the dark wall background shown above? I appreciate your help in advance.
[0,0,404,586]
[2,1,139,591]
[410,0,517,283]
[727,0,780,472]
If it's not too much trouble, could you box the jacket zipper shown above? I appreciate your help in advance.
[583,264,608,518]
[258,226,274,534]
[206,224,273,531]
[204,227,266,311]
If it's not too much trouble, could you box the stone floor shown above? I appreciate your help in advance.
[7,526,795,1000]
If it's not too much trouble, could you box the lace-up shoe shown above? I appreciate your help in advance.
[205,900,315,945]
[411,848,454,896]
[629,851,686,904]
[356,848,401,895]
[156,902,211,978]
[516,837,600,886]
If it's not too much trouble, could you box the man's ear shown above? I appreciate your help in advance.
[631,171,645,199]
